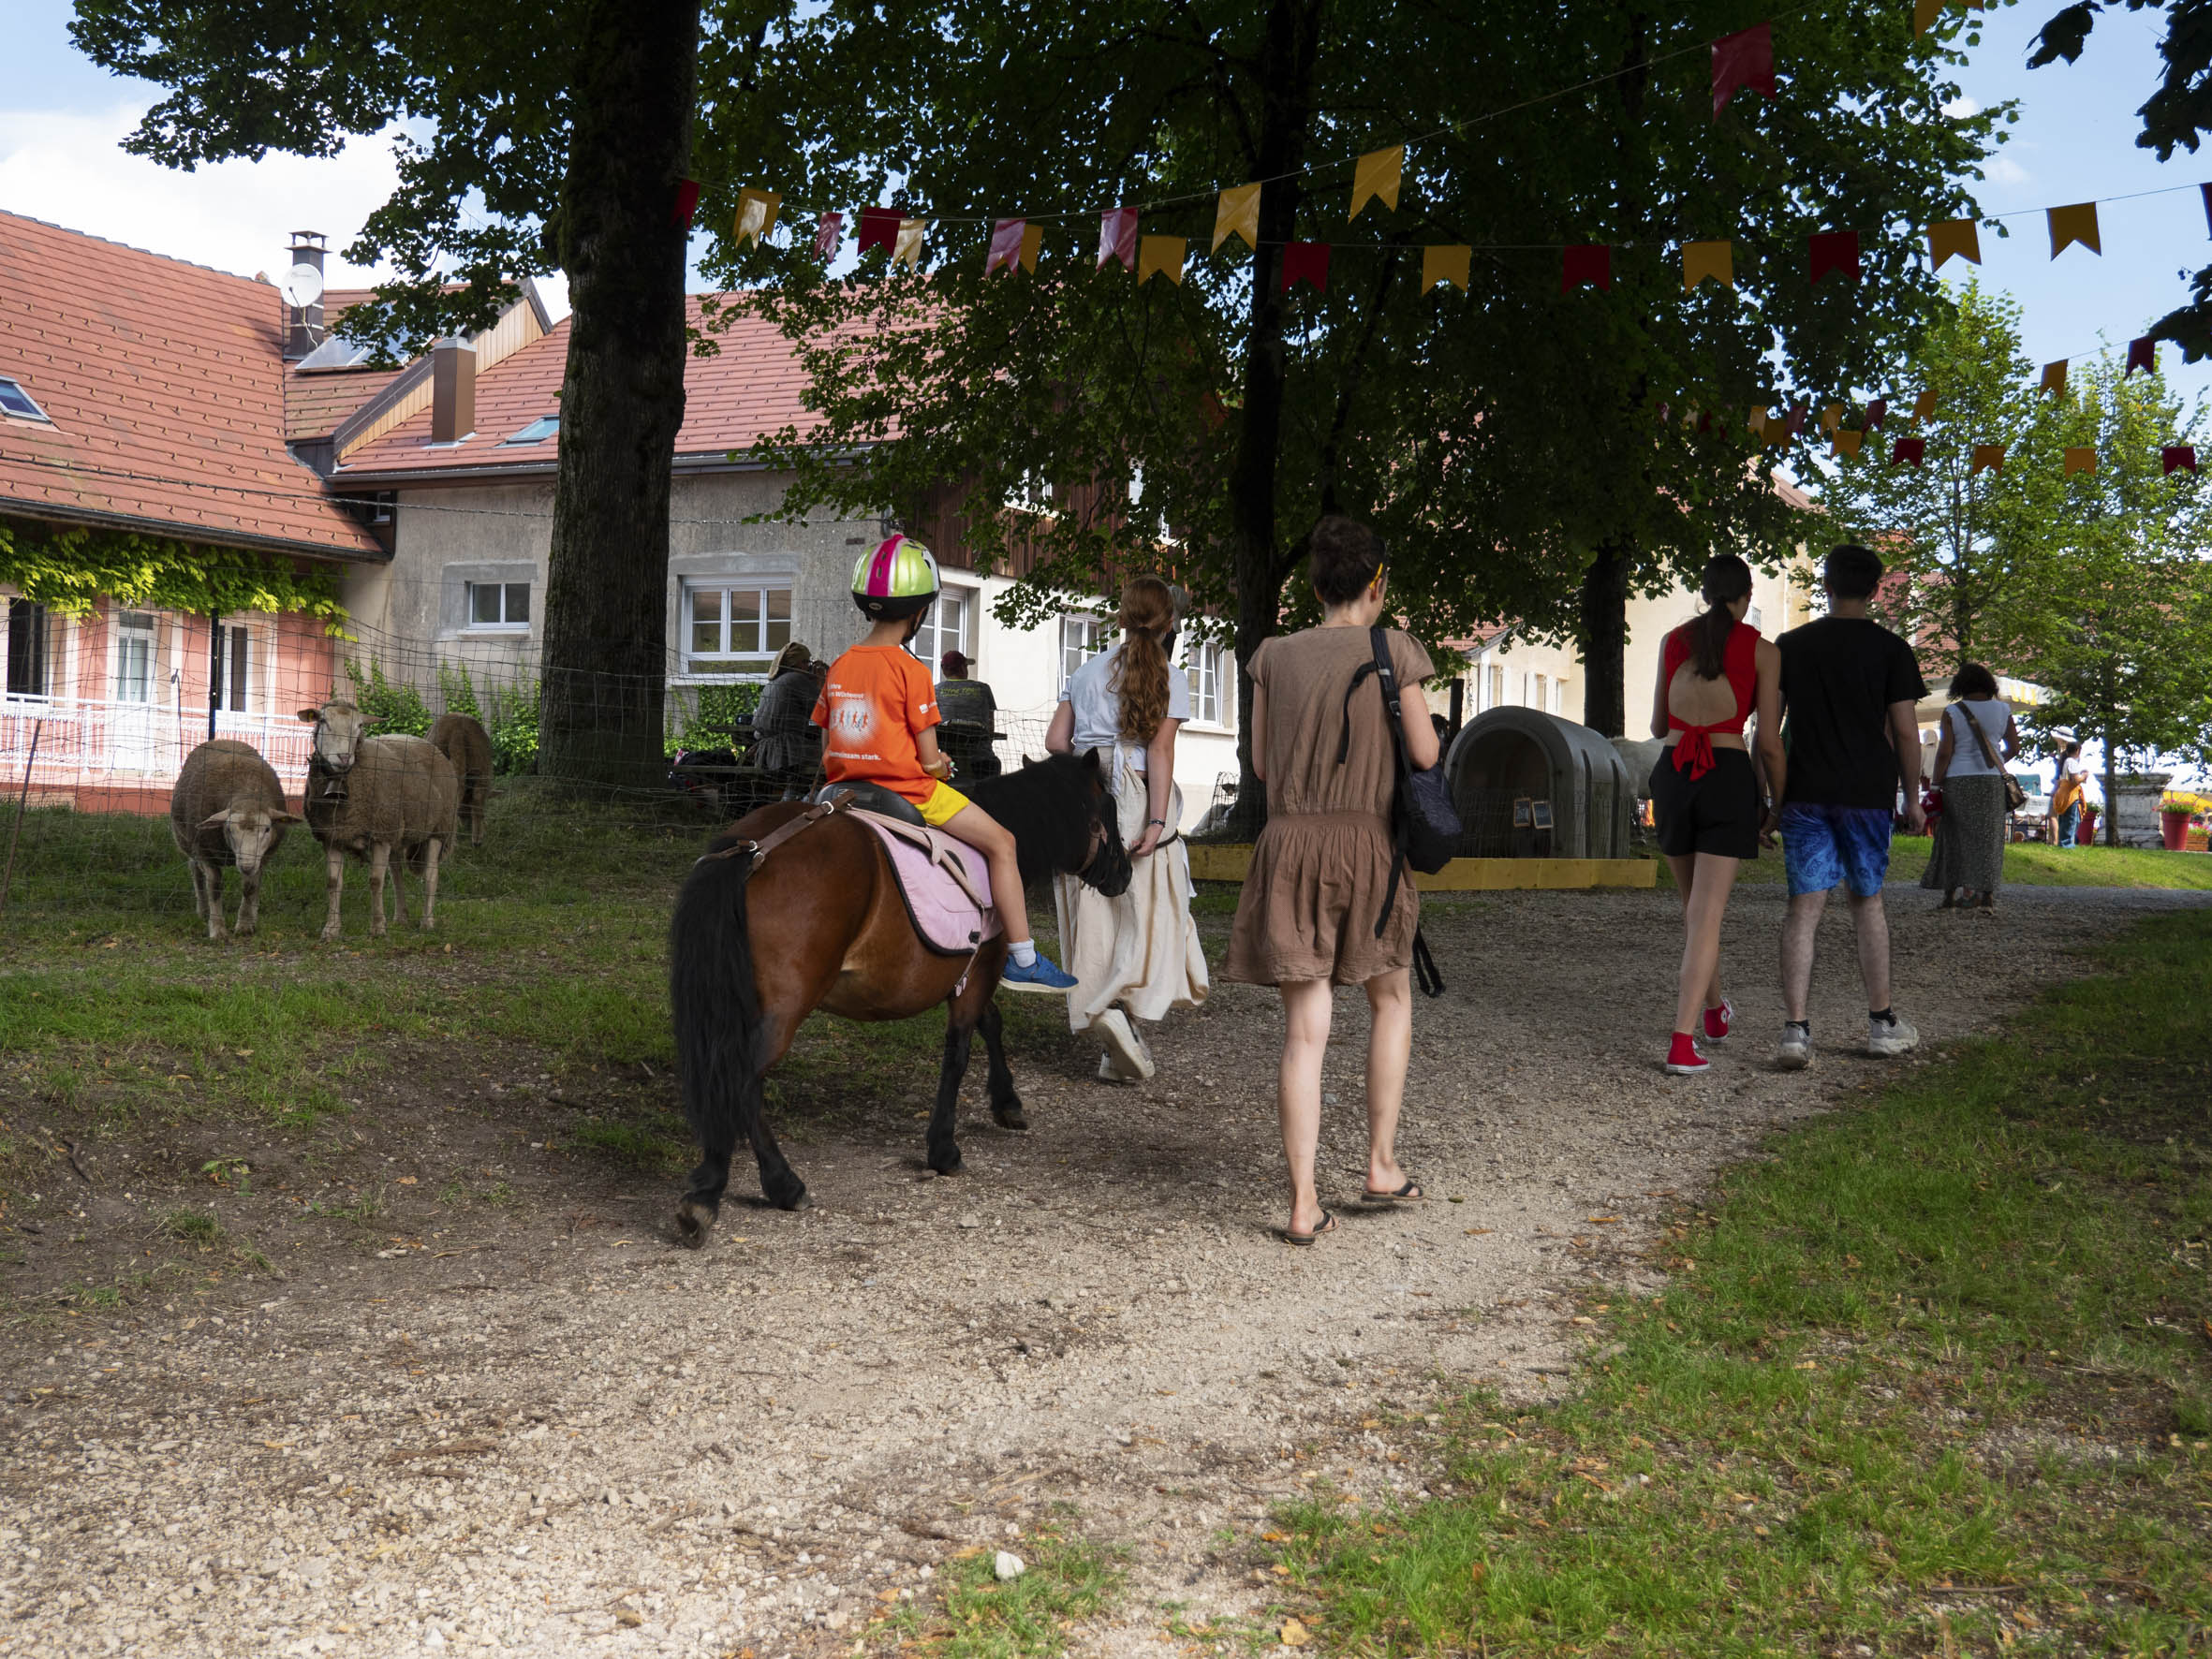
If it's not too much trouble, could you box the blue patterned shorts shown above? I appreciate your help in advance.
[1780,803,1894,898]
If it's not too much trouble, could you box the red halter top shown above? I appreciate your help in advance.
[1663,620,1760,779]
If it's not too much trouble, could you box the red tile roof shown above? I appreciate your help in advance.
[338,298,818,477]
[285,365,405,441]
[0,211,381,560]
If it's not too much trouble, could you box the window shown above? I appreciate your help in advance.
[1486,663,1504,712]
[1532,672,1546,709]
[0,376,49,421]
[113,610,155,703]
[1059,614,1105,690]
[1014,470,1054,511]
[210,624,251,712]
[466,581,531,631]
[686,580,791,675]
[1747,604,1763,630]
[1183,638,1227,727]
[503,415,559,445]
[907,587,974,677]
[6,599,51,698]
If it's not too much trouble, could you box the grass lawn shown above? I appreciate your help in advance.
[1269,908,2212,1654]
[1664,838,2212,890]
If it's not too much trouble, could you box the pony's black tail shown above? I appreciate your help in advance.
[669,835,768,1239]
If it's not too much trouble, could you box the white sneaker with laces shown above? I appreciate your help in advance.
[1867,1012,1920,1057]
[1776,1022,1812,1070]
[1094,1007,1155,1081]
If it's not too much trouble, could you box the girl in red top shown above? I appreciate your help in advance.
[1645,553,1785,1074]
[813,536,1077,993]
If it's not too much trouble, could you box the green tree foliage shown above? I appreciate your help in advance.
[0,517,346,626]
[342,657,434,736]
[1821,284,2071,677]
[714,0,2000,785]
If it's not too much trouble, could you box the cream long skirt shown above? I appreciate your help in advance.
[1052,755,1210,1032]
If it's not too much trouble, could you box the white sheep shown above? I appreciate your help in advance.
[297,700,461,942]
[169,739,300,941]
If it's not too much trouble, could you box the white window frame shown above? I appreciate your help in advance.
[113,609,156,704]
[907,585,977,677]
[1181,636,1231,728]
[465,580,532,633]
[1059,613,1106,691]
[683,577,793,679]
[5,596,54,700]
[211,620,257,713]
[0,375,51,422]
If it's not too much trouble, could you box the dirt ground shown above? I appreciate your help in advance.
[4,881,2205,1659]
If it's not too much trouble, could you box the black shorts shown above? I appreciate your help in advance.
[1648,747,1760,860]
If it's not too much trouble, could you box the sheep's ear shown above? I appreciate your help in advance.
[199,811,232,830]
[273,812,303,826]
[296,707,323,724]
[360,714,383,728]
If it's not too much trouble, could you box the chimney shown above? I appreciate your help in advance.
[283,230,327,360]
[429,339,476,443]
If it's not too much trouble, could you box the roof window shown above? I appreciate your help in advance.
[0,376,50,421]
[503,415,559,445]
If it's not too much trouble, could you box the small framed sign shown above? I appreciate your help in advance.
[1512,797,1534,828]
[1531,800,1555,830]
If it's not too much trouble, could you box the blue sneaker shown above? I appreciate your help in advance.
[999,952,1078,994]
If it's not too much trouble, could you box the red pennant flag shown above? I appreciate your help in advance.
[671,179,701,228]
[858,206,902,254]
[986,217,1027,275]
[1562,244,1613,292]
[1712,22,1775,119]
[1696,411,1717,433]
[1785,401,1808,436]
[1891,436,1925,468]
[1281,242,1330,293]
[1865,399,1888,431]
[814,211,844,261]
[2165,445,2199,475]
[1097,207,1139,271]
[2127,336,2158,377]
[1809,230,1861,285]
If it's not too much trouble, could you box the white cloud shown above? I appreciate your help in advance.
[1942,95,1982,119]
[0,101,404,285]
[1984,154,2031,187]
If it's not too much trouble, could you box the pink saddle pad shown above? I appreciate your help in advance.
[856,813,1000,957]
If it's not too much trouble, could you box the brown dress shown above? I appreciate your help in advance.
[1222,626,1435,987]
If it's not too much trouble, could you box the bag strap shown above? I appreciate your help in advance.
[1368,626,1416,939]
[1959,702,2003,772]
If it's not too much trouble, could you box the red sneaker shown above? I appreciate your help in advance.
[1703,999,1734,1043]
[1664,1031,1709,1074]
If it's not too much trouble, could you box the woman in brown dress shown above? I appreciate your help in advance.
[1222,517,1440,1244]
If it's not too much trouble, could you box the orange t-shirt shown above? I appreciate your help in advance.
[810,644,941,803]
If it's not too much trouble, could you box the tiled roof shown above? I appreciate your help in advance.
[0,212,381,559]
[285,365,405,441]
[338,298,819,477]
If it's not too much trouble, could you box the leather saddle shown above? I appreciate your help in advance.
[810,780,923,827]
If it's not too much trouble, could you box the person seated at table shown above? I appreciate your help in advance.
[753,641,825,800]
[934,650,1001,781]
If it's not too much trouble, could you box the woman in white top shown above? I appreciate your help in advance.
[1044,578,1210,1080]
[1920,662,2020,910]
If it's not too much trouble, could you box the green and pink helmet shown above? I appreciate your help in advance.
[850,534,941,621]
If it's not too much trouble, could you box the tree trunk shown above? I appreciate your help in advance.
[2102,725,2119,847]
[538,0,701,788]
[1576,537,1634,737]
[1223,0,1324,840]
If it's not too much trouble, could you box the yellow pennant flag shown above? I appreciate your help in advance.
[1137,235,1187,285]
[1350,146,1404,219]
[1911,389,1938,423]
[2041,360,2068,398]
[1422,244,1471,293]
[1018,223,1043,273]
[1684,241,1733,290]
[1747,405,1769,439]
[2048,201,2101,258]
[733,187,782,247]
[1970,444,2005,475]
[1834,429,1865,458]
[1928,218,1981,270]
[1821,403,1844,433]
[2064,446,2097,476]
[1913,0,1941,34]
[892,217,927,269]
[1213,184,1261,254]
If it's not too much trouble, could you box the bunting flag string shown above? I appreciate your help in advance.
[734,188,781,248]
[1350,147,1404,218]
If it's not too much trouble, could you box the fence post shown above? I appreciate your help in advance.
[0,718,46,920]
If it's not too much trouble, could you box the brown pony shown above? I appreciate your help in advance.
[667,750,1131,1243]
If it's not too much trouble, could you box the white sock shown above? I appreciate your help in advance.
[1010,941,1037,968]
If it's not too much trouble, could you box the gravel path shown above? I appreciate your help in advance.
[4,882,2203,1659]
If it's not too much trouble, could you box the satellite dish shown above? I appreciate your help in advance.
[280,261,325,310]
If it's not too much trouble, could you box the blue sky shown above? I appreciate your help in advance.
[0,0,2203,392]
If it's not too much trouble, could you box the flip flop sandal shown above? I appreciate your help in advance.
[1278,1211,1337,1246]
[1362,1179,1424,1202]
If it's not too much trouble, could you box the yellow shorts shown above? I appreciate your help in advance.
[918,780,971,828]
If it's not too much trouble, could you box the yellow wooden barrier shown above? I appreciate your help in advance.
[1184,844,1658,891]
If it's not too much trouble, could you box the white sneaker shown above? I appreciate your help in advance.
[1867,1013,1920,1057]
[1095,1008,1155,1081]
[1775,1022,1812,1070]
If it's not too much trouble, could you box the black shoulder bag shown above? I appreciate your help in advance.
[1336,627,1461,998]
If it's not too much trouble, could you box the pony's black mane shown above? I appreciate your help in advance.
[966,753,1123,888]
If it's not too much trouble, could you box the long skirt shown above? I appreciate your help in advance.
[1052,754,1209,1031]
[1922,771,2010,897]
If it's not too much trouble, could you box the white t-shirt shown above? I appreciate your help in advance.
[1945,698,2010,777]
[1063,640,1190,773]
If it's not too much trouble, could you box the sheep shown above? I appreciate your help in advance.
[297,699,461,942]
[169,739,300,941]
[429,712,493,845]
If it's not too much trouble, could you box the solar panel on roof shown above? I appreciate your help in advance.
[293,335,377,372]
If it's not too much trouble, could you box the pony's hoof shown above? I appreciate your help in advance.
[929,1152,964,1177]
[771,1186,813,1212]
[674,1197,717,1249]
[990,1101,1029,1131]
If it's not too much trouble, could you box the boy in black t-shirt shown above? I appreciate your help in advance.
[1771,544,1929,1069]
